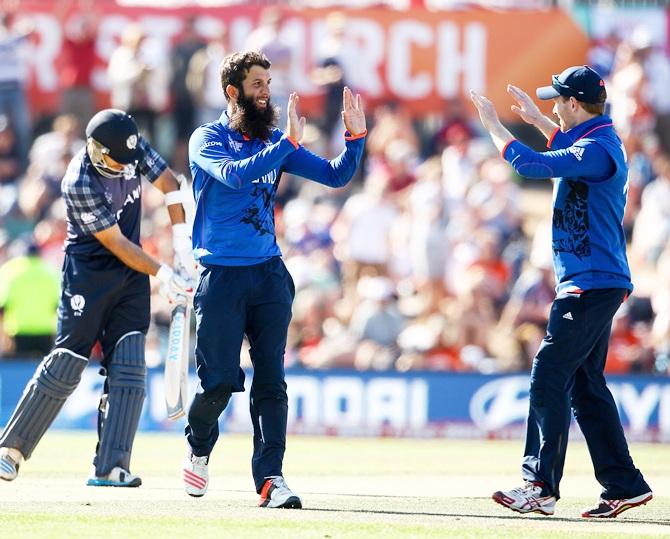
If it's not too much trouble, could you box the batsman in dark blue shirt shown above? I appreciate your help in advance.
[181,51,366,508]
[0,109,195,487]
[471,66,652,518]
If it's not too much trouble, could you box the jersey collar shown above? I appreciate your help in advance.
[566,114,613,142]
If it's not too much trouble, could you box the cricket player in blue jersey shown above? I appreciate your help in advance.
[0,109,196,487]
[181,51,366,508]
[471,66,652,518]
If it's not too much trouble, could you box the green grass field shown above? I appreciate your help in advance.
[1,432,668,538]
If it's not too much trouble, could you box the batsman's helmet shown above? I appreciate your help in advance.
[85,109,144,178]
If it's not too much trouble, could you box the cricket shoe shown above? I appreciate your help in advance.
[182,451,208,497]
[87,466,142,487]
[0,447,23,481]
[492,481,556,515]
[581,491,653,518]
[258,476,302,509]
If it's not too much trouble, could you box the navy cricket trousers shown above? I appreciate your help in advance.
[522,288,650,500]
[187,256,295,492]
[56,254,150,359]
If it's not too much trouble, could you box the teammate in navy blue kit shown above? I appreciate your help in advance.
[180,51,366,507]
[471,66,652,518]
[0,109,196,487]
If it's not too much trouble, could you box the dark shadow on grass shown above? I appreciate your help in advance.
[298,506,670,526]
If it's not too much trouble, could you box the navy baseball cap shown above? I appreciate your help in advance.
[536,65,607,104]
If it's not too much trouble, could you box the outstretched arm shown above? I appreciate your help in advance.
[507,85,559,140]
[469,90,515,154]
[282,87,367,187]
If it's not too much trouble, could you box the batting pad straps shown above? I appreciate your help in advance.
[95,332,146,476]
[0,349,88,459]
[165,189,189,206]
[108,332,147,389]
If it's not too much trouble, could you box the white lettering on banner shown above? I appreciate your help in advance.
[388,21,433,99]
[285,19,314,93]
[322,377,364,427]
[285,376,427,430]
[20,14,60,91]
[367,378,407,429]
[25,12,487,104]
[286,376,321,425]
[610,384,660,435]
[436,22,486,97]
[51,372,670,438]
[660,386,670,434]
[469,376,529,431]
[409,378,429,428]
[347,19,385,96]
[229,17,254,53]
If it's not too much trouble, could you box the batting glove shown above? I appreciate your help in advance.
[156,264,195,305]
[172,223,200,282]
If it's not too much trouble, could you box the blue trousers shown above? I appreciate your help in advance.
[522,288,650,500]
[186,257,294,492]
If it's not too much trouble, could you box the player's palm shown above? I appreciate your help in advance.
[508,84,542,125]
[286,92,305,142]
[341,87,366,135]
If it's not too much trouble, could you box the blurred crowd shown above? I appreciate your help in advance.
[0,7,668,376]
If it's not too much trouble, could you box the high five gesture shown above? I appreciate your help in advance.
[342,86,366,136]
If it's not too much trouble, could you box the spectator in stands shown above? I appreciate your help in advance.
[59,9,98,127]
[498,223,555,369]
[108,24,169,142]
[187,24,227,127]
[0,11,33,172]
[350,276,404,371]
[0,114,20,185]
[606,303,654,374]
[170,16,205,173]
[330,168,398,311]
[0,240,60,358]
[245,7,291,127]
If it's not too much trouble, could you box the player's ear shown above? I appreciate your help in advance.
[225,84,239,102]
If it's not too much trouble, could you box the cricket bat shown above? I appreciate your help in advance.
[165,298,190,420]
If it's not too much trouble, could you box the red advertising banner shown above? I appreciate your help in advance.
[15,2,589,120]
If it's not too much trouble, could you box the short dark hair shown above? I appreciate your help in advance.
[220,51,271,101]
[558,95,605,116]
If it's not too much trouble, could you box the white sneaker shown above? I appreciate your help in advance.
[182,451,209,497]
[0,447,23,481]
[258,476,302,509]
[492,481,556,515]
[87,466,142,487]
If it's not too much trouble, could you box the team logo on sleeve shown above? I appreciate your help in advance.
[70,295,86,316]
[126,134,138,150]
[80,212,97,224]
[568,146,584,161]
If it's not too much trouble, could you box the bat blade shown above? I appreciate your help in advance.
[165,301,189,420]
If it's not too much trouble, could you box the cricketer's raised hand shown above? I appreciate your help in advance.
[341,86,366,136]
[469,90,501,132]
[286,92,306,143]
[508,84,543,126]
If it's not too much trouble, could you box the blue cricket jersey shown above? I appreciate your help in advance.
[189,113,365,266]
[502,115,632,296]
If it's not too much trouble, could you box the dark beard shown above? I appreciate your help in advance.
[228,90,278,141]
